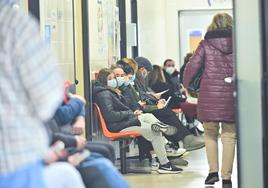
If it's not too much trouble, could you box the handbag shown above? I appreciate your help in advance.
[188,46,205,93]
[187,64,204,93]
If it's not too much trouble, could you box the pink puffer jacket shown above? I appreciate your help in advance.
[183,29,235,123]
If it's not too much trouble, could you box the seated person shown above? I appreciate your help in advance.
[112,62,187,155]
[148,65,203,136]
[163,59,181,91]
[93,68,182,174]
[54,81,86,135]
[132,57,205,150]
[46,93,130,188]
[147,65,185,108]
[52,83,115,162]
[112,63,189,167]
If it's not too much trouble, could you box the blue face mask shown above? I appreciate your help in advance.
[116,77,125,87]
[130,74,136,82]
[124,80,131,86]
[107,79,117,88]
[124,74,135,86]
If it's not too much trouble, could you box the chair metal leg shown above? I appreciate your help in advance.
[119,139,151,174]
[119,139,127,174]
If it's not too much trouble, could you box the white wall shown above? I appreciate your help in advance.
[235,0,264,187]
[137,0,167,65]
[137,0,232,66]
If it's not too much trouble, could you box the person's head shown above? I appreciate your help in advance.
[116,59,136,86]
[122,58,138,73]
[147,65,166,86]
[134,56,153,78]
[207,13,233,32]
[97,68,117,89]
[183,53,193,65]
[111,66,126,87]
[163,59,176,75]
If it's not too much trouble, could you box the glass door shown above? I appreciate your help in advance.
[39,0,76,83]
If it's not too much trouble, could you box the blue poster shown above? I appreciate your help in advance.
[44,25,51,44]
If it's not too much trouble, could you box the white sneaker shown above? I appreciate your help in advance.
[165,143,186,157]
[151,157,159,171]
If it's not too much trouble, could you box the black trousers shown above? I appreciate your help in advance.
[152,108,190,142]
[85,142,115,163]
[137,108,191,160]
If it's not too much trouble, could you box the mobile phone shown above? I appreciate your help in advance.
[164,96,172,107]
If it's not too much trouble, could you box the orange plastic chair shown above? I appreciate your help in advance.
[172,108,182,113]
[93,103,142,174]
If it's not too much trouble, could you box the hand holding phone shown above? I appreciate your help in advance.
[68,149,91,166]
[164,96,172,107]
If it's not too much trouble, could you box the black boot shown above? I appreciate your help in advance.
[222,179,232,188]
[205,172,219,185]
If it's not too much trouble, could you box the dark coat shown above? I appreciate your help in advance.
[180,63,187,84]
[149,80,182,108]
[183,29,235,123]
[119,84,190,142]
[93,84,140,132]
[119,85,141,111]
[119,84,190,159]
[163,70,181,93]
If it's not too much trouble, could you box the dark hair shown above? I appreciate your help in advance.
[147,65,166,87]
[183,53,193,65]
[163,59,174,67]
[134,56,153,71]
[116,60,134,75]
[97,68,113,86]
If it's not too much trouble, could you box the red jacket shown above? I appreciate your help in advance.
[183,29,235,123]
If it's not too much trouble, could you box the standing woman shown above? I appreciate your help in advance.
[183,13,235,188]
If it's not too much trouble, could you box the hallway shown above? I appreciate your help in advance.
[125,145,238,188]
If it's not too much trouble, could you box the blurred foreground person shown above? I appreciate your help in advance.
[0,1,84,188]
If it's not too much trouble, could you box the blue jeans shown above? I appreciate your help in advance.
[80,158,130,188]
[0,161,45,188]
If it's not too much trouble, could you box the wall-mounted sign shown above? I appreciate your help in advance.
[188,30,203,52]
[207,0,232,7]
[44,25,51,44]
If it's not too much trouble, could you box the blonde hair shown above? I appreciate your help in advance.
[122,58,138,73]
[207,13,233,31]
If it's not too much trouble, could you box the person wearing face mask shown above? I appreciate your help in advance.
[115,58,205,161]
[147,65,185,109]
[163,58,203,136]
[93,68,183,174]
[163,59,181,94]
[112,63,190,167]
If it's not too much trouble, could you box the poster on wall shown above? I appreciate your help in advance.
[207,0,232,7]
[107,1,120,66]
[188,30,204,53]
[89,0,120,74]
[97,0,106,56]
[44,25,52,44]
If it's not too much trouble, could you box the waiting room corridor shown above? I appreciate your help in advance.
[125,143,238,188]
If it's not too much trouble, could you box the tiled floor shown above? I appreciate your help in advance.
[124,145,238,188]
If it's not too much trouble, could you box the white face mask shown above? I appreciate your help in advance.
[107,79,117,88]
[165,67,175,75]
